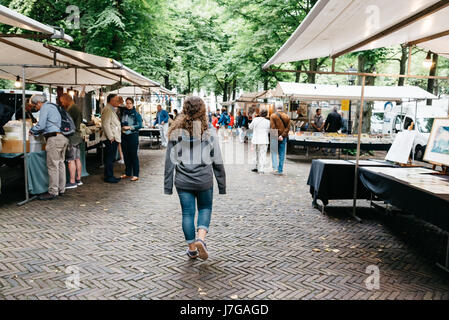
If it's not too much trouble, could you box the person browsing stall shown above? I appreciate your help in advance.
[101,94,122,183]
[60,94,84,189]
[120,98,143,182]
[154,104,169,147]
[29,94,69,200]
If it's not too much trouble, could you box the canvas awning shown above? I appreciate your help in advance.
[108,86,150,96]
[0,37,162,89]
[274,82,437,101]
[264,0,449,68]
[237,90,275,102]
[0,4,73,42]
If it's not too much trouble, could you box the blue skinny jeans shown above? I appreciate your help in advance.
[177,188,213,244]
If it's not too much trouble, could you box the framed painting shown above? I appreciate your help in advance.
[424,118,449,167]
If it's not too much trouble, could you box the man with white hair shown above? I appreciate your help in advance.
[270,105,291,175]
[29,94,69,200]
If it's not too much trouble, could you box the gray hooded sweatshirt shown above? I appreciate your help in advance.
[164,132,226,195]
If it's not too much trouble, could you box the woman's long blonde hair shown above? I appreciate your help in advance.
[168,96,209,139]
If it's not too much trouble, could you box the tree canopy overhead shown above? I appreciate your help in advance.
[1,0,448,99]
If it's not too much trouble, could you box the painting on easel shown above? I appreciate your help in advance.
[424,118,449,168]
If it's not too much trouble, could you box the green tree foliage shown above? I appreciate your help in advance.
[0,0,448,100]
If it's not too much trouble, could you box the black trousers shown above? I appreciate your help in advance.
[122,133,140,177]
[104,140,118,180]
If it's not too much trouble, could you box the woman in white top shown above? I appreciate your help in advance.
[249,110,271,173]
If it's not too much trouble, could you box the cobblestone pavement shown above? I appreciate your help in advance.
[1,140,449,300]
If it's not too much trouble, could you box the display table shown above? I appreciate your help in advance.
[359,167,449,232]
[289,138,392,151]
[139,128,161,149]
[0,143,88,195]
[307,159,397,207]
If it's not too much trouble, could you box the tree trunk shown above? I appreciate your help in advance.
[295,62,302,83]
[164,59,171,90]
[357,55,365,86]
[427,53,439,105]
[223,81,228,102]
[187,70,191,94]
[398,45,408,87]
[308,59,317,83]
[353,102,373,134]
[232,79,237,101]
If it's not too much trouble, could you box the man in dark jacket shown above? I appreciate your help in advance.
[324,107,343,155]
[324,107,343,133]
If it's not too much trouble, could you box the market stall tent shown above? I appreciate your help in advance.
[0,37,161,88]
[264,0,449,68]
[274,82,437,101]
[0,4,73,42]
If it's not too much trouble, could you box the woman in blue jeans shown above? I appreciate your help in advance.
[120,98,143,181]
[164,96,226,261]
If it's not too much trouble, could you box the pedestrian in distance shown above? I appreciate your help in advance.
[164,96,226,261]
[249,110,271,174]
[270,105,291,175]
[154,104,170,148]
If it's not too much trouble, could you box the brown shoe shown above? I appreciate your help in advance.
[131,177,139,182]
[121,174,132,179]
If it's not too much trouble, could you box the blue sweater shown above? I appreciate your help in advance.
[154,110,169,126]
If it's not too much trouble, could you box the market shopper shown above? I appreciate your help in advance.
[217,108,231,142]
[324,107,343,155]
[29,94,69,200]
[164,96,226,261]
[249,110,270,174]
[101,94,122,183]
[120,98,143,182]
[236,110,249,143]
[270,106,291,175]
[60,94,83,189]
[154,104,169,147]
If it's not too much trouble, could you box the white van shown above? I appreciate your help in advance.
[383,102,448,160]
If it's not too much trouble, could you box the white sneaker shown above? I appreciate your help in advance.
[117,159,125,164]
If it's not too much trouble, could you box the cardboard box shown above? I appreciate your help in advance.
[1,140,31,153]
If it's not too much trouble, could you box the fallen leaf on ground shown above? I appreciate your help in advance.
[230,295,238,300]
[313,249,321,253]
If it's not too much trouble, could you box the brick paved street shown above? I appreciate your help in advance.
[1,141,449,300]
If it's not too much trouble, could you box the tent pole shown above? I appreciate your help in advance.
[352,75,366,222]
[17,66,36,206]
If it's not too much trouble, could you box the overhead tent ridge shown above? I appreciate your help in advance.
[0,4,73,42]
[273,82,437,101]
[0,36,166,90]
[263,0,449,69]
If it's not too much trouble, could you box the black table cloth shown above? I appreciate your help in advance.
[359,167,449,232]
[307,159,396,206]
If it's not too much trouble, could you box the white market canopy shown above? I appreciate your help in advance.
[274,82,437,101]
[108,86,150,96]
[0,4,73,42]
[264,0,449,68]
[0,37,163,89]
